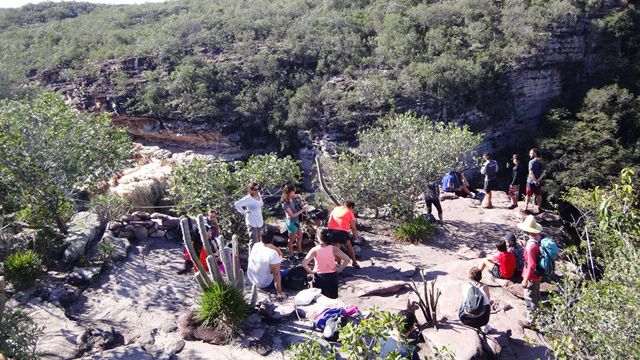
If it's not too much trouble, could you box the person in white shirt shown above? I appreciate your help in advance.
[247,235,287,300]
[234,182,264,250]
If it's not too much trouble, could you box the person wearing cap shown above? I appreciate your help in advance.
[517,215,543,329]
[234,182,264,251]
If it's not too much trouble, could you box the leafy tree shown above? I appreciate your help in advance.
[539,168,640,359]
[326,113,482,218]
[540,85,640,200]
[167,153,301,239]
[0,92,131,233]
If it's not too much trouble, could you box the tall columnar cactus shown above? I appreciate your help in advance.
[180,216,257,307]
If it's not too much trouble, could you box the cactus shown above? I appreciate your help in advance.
[181,216,247,295]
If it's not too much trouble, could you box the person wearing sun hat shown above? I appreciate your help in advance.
[517,215,543,329]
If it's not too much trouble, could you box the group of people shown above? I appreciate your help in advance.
[428,147,546,221]
[459,214,548,331]
[236,182,362,300]
[480,148,545,210]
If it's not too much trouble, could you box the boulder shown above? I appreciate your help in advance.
[78,326,125,352]
[68,265,102,286]
[149,230,166,238]
[26,302,85,359]
[150,212,169,220]
[133,226,149,241]
[107,222,124,231]
[80,344,153,360]
[161,217,180,228]
[422,323,484,360]
[131,211,151,221]
[63,212,102,264]
[88,232,131,262]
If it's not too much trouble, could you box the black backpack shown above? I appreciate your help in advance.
[283,266,309,290]
[462,283,486,316]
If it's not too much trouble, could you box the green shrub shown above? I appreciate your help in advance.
[197,281,248,329]
[394,217,436,244]
[0,309,42,360]
[98,240,117,261]
[288,340,336,360]
[4,250,42,289]
[89,193,132,225]
[339,308,410,359]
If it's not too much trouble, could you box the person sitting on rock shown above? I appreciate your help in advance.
[477,238,516,280]
[300,227,351,299]
[506,232,524,276]
[442,171,474,198]
[247,232,288,300]
[459,267,492,333]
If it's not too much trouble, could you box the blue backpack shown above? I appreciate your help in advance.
[442,172,461,192]
[535,237,559,277]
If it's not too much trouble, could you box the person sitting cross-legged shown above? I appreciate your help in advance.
[478,239,516,280]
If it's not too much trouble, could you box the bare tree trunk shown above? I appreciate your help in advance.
[315,155,341,206]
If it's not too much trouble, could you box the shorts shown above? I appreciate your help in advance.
[490,263,503,279]
[508,184,520,198]
[313,271,339,299]
[285,219,301,233]
[484,178,499,192]
[526,182,542,196]
[327,229,349,245]
[426,199,442,215]
[247,225,263,248]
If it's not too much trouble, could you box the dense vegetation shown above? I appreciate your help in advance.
[539,168,640,359]
[0,92,131,233]
[0,0,624,151]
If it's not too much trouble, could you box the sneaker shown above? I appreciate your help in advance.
[176,268,190,275]
[353,263,361,269]
[508,204,517,209]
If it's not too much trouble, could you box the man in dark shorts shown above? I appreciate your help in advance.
[327,200,360,269]
[524,148,545,212]
[480,152,499,208]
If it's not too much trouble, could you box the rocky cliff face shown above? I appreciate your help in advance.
[38,4,619,184]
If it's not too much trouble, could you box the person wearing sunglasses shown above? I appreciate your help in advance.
[235,182,264,250]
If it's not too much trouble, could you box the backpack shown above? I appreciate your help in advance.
[484,160,498,179]
[462,283,486,317]
[535,237,559,277]
[283,266,309,290]
[442,172,461,192]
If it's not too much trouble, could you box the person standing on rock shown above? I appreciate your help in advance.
[234,182,264,251]
[281,184,308,262]
[301,227,351,299]
[517,215,543,329]
[480,152,499,208]
[327,200,360,269]
[424,181,443,221]
[524,148,545,212]
[506,154,525,209]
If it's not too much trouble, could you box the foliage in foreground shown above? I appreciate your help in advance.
[168,153,301,238]
[197,281,248,329]
[0,308,42,360]
[0,92,131,233]
[538,168,640,359]
[327,113,481,218]
[394,217,436,244]
[288,309,411,360]
[3,250,42,290]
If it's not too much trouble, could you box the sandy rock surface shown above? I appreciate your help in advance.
[25,190,557,359]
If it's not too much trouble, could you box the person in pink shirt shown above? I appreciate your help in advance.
[517,215,543,329]
[301,227,351,299]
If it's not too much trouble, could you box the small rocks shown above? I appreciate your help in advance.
[68,265,102,286]
[79,326,125,352]
[111,211,179,242]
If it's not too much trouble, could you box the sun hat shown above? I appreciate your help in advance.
[517,215,542,234]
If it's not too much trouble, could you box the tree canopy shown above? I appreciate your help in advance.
[0,92,131,233]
